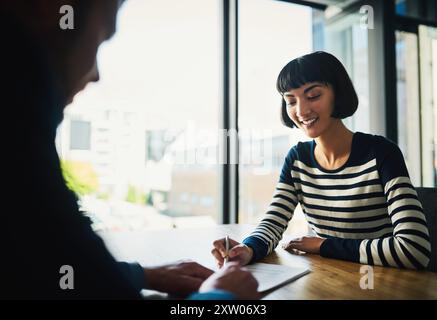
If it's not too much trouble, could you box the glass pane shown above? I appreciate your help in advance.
[396,0,421,18]
[419,25,437,187]
[69,120,91,150]
[238,0,322,235]
[56,0,221,231]
[396,0,437,22]
[395,31,421,186]
[325,12,370,133]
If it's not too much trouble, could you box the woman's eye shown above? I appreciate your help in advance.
[287,101,296,106]
[308,94,321,100]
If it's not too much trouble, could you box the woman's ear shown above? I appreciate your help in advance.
[280,98,296,128]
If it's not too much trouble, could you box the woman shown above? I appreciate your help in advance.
[211,51,431,270]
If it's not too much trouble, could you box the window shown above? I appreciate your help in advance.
[324,10,370,133]
[395,30,421,186]
[238,1,376,234]
[238,0,320,235]
[70,120,91,150]
[418,25,437,186]
[57,0,221,231]
[56,0,434,232]
[395,0,437,21]
[395,22,437,187]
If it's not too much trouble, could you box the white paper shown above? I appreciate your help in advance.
[245,263,310,292]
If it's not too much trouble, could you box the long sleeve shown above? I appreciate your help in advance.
[118,262,146,292]
[243,148,298,262]
[320,140,431,269]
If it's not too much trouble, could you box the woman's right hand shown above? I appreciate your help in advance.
[211,237,254,268]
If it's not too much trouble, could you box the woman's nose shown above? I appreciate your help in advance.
[295,101,311,118]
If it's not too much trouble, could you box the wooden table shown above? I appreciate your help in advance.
[100,224,437,300]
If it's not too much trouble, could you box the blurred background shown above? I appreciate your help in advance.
[54,0,437,234]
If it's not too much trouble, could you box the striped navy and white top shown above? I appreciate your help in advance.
[242,132,431,269]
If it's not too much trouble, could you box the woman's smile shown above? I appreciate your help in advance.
[299,116,319,128]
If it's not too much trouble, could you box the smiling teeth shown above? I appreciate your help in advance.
[302,118,317,125]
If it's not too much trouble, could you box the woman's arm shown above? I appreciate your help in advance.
[242,149,298,262]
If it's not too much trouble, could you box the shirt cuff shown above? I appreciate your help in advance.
[242,236,269,263]
[188,290,236,300]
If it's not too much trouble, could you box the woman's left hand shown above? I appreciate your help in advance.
[282,236,326,254]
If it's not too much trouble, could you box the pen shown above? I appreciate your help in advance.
[224,235,230,265]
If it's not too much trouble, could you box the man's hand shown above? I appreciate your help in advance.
[199,262,261,300]
[282,236,326,254]
[144,261,214,297]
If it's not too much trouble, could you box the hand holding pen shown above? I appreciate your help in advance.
[211,236,254,268]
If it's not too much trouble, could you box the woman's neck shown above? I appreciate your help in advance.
[314,121,354,168]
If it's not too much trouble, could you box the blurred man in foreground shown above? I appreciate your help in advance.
[0,0,259,300]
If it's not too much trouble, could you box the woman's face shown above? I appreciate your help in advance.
[283,82,336,138]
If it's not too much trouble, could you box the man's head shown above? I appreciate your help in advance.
[2,0,124,105]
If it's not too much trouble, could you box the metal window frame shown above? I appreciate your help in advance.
[220,0,239,224]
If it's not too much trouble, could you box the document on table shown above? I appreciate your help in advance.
[245,263,311,292]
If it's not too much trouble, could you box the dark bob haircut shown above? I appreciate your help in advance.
[276,51,358,128]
